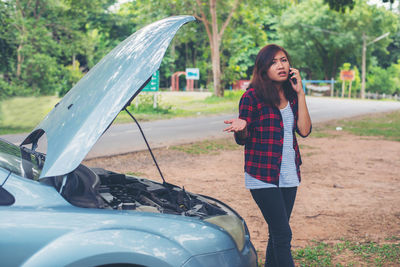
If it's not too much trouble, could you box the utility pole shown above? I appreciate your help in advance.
[361,32,390,99]
[361,33,367,99]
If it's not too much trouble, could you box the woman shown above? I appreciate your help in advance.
[224,44,311,267]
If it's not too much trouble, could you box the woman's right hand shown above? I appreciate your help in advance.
[223,118,247,132]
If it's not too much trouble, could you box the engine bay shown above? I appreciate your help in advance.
[93,168,228,219]
[56,166,230,220]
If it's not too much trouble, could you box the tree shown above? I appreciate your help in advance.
[324,0,395,12]
[0,2,16,85]
[193,0,239,97]
[220,0,293,86]
[372,17,400,69]
[150,0,270,95]
[0,0,119,96]
[117,0,231,93]
[277,0,398,81]
[366,63,397,95]
[2,0,65,95]
[117,0,211,90]
[220,1,269,85]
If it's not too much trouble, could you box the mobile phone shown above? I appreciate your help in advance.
[289,68,297,85]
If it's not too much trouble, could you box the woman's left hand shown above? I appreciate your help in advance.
[290,68,312,136]
[223,118,247,133]
[289,68,304,95]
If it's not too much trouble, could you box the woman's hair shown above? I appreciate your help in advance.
[249,44,296,106]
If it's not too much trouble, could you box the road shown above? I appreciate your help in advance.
[2,96,400,159]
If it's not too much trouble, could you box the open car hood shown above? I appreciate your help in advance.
[22,16,195,179]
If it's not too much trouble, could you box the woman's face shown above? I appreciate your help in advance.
[266,50,290,83]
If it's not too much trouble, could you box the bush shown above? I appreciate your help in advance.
[58,61,85,97]
[0,79,12,99]
[0,79,31,98]
[21,53,61,96]
[366,60,400,95]
[127,93,172,114]
[366,65,395,95]
[389,59,400,95]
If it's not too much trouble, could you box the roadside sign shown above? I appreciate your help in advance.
[186,68,199,80]
[339,70,355,98]
[340,70,355,81]
[143,70,159,91]
[306,84,331,91]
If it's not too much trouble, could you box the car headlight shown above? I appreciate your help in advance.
[204,215,246,251]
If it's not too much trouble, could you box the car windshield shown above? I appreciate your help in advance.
[0,139,43,180]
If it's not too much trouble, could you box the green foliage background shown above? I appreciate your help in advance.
[0,0,399,98]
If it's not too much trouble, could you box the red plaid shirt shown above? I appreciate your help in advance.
[235,88,308,186]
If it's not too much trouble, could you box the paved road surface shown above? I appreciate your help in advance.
[2,96,400,159]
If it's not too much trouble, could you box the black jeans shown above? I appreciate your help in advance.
[250,187,297,267]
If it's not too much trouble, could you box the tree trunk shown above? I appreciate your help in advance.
[210,0,223,96]
[331,50,338,80]
[16,43,23,78]
[194,0,238,97]
[15,0,28,79]
[72,53,76,68]
[211,40,222,96]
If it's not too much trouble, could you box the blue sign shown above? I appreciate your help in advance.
[186,68,199,80]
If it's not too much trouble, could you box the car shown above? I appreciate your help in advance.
[0,16,257,267]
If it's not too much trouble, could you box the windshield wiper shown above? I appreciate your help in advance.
[123,108,166,185]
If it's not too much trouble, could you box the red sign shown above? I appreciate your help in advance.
[340,70,355,81]
[233,80,250,90]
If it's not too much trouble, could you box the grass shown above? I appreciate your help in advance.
[310,126,339,138]
[113,90,243,123]
[310,110,400,142]
[0,96,60,134]
[338,110,400,142]
[293,241,333,266]
[0,91,244,134]
[170,138,239,155]
[291,239,400,267]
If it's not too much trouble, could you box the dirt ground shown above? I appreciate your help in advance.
[84,128,400,262]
